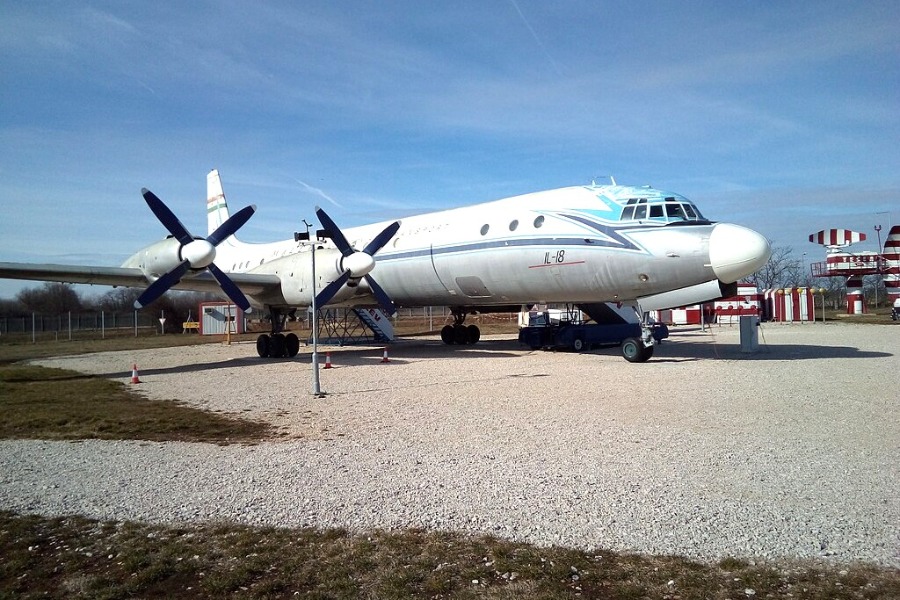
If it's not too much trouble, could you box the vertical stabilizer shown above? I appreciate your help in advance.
[883,225,900,303]
[207,169,232,236]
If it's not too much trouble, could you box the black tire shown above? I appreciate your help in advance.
[467,324,481,344]
[621,337,644,363]
[256,334,270,358]
[573,337,585,352]
[285,333,300,357]
[441,325,455,344]
[453,324,469,345]
[270,333,286,358]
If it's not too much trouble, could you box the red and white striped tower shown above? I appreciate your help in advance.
[883,225,900,305]
[846,276,866,314]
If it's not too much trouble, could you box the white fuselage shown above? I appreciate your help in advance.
[125,182,769,312]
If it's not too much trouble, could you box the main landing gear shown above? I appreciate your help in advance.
[256,307,301,358]
[440,310,481,345]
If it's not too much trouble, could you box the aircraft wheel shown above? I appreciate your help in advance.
[621,337,646,363]
[285,333,300,357]
[453,324,469,345]
[256,334,270,358]
[573,337,585,352]
[467,324,481,344]
[440,325,455,345]
[270,333,286,358]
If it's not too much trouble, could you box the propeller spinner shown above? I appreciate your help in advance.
[314,207,400,316]
[134,188,256,312]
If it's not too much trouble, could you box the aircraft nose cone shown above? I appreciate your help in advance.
[709,223,771,283]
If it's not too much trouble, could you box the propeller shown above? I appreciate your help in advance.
[314,206,400,316]
[134,188,256,312]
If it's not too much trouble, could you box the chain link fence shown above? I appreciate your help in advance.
[0,311,161,341]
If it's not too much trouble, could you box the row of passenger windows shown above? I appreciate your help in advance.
[480,215,545,236]
[621,197,706,222]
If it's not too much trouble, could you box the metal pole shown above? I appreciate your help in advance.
[303,219,324,397]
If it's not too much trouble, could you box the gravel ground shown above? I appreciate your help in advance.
[2,322,898,566]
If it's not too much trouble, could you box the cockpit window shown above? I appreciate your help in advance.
[665,203,685,219]
[620,196,706,224]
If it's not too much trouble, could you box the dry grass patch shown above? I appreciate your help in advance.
[2,512,898,599]
[0,363,273,443]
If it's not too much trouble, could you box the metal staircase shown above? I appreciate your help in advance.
[313,307,394,345]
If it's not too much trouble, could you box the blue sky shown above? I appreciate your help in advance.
[1,1,898,299]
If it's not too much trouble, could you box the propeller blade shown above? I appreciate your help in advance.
[142,188,193,245]
[315,270,351,308]
[362,221,400,256]
[206,204,256,246]
[315,207,354,256]
[207,263,252,313]
[134,260,190,309]
[365,274,396,316]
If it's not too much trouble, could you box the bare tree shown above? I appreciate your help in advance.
[15,283,83,314]
[95,288,144,312]
[745,244,803,290]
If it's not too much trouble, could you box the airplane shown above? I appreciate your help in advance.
[0,170,771,362]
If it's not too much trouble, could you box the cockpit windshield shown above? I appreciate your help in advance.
[620,196,707,224]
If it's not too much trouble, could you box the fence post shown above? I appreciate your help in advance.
[32,312,36,343]
[68,311,72,341]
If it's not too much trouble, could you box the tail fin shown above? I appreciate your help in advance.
[207,169,232,236]
[883,225,900,303]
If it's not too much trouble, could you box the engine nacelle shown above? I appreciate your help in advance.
[121,237,184,279]
[277,247,356,306]
[637,279,737,311]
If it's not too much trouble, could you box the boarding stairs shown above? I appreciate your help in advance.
[313,307,394,346]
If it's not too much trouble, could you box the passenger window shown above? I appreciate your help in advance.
[533,215,545,228]
[509,219,519,231]
[480,224,490,236]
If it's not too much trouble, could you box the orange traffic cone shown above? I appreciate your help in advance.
[381,347,390,363]
[130,363,142,384]
[324,352,332,369]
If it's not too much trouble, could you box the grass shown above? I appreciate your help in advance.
[2,512,898,600]
[1,324,899,598]
[0,363,273,443]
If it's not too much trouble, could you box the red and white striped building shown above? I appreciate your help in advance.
[808,225,900,314]
[762,287,817,322]
[650,284,765,325]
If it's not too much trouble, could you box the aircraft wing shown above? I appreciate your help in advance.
[0,262,282,296]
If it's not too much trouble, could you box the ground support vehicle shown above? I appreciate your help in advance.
[518,320,668,362]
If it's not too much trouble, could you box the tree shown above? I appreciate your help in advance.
[95,288,144,312]
[745,245,803,290]
[15,283,83,313]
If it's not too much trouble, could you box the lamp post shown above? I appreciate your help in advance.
[819,288,827,323]
[296,221,326,397]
